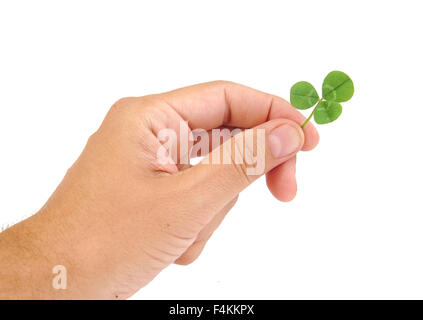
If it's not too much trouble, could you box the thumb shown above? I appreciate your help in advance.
[177,119,304,213]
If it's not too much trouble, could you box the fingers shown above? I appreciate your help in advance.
[266,156,297,202]
[174,196,238,265]
[171,118,304,222]
[160,81,319,151]
[191,127,299,203]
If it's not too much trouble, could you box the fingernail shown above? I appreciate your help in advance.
[268,124,302,158]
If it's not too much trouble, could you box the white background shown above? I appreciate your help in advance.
[1,0,422,299]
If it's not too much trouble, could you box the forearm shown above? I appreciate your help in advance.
[0,205,115,299]
[0,154,163,300]
[0,212,68,299]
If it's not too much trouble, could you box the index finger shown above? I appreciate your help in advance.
[159,80,319,151]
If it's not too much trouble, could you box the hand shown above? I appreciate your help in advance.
[0,81,319,299]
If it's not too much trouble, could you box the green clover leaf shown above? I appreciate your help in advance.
[290,81,319,110]
[322,71,354,102]
[314,100,342,124]
[289,71,354,128]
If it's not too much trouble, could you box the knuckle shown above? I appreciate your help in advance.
[212,80,232,86]
[175,241,205,265]
[175,255,196,266]
[110,95,159,114]
[110,97,135,112]
[211,80,238,90]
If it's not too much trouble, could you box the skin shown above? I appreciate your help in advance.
[0,81,319,299]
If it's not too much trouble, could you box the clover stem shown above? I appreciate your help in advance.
[301,98,323,128]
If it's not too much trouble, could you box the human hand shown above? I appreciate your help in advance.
[0,81,319,299]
